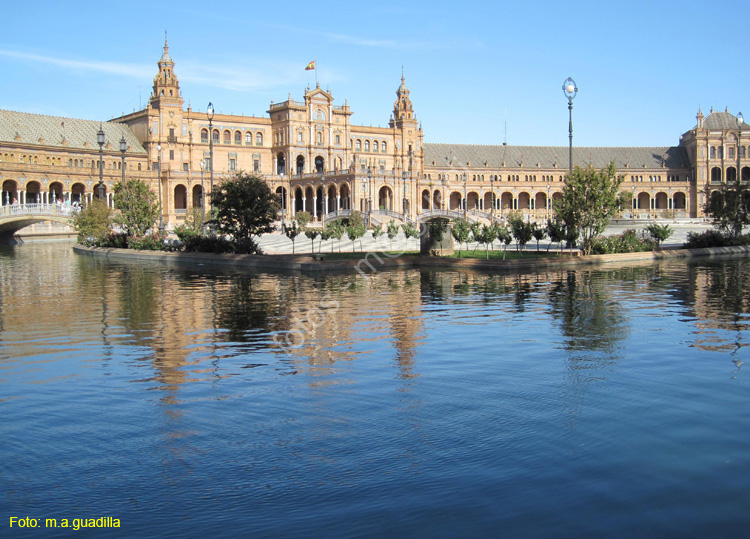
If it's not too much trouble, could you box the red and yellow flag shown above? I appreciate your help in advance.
[305,60,316,71]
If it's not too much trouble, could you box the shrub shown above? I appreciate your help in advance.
[127,233,171,251]
[683,230,750,249]
[590,229,655,254]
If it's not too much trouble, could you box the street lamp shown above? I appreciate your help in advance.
[156,144,164,233]
[562,77,578,173]
[207,102,215,217]
[402,169,408,217]
[97,125,105,202]
[367,166,373,225]
[463,173,467,219]
[200,160,205,209]
[490,173,495,221]
[738,112,744,184]
[119,135,127,184]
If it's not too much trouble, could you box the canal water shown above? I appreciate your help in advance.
[1,243,749,537]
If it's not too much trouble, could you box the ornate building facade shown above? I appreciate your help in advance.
[2,39,749,233]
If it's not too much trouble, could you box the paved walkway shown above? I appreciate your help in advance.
[257,220,714,255]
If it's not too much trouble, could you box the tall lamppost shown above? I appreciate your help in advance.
[200,160,205,209]
[97,125,105,202]
[563,77,578,173]
[119,136,127,184]
[207,102,215,217]
[490,173,495,221]
[402,169,408,218]
[367,166,373,225]
[738,112,744,184]
[156,144,164,233]
[463,173,467,219]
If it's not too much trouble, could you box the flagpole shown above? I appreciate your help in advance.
[315,60,318,87]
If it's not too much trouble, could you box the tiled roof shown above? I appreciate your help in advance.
[0,110,146,154]
[423,143,690,170]
[700,110,748,130]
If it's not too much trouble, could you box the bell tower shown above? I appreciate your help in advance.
[389,71,423,175]
[149,34,183,109]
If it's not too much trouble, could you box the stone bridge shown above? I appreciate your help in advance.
[0,204,77,243]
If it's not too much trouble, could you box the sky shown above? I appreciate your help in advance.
[2,0,748,148]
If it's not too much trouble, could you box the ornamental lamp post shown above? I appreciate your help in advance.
[402,169,408,217]
[367,166,373,226]
[463,173,467,219]
[97,125,106,202]
[119,135,127,184]
[562,77,578,173]
[156,144,164,233]
[200,160,205,209]
[207,102,215,217]
[738,112,744,183]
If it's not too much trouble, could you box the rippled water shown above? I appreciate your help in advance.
[2,243,749,537]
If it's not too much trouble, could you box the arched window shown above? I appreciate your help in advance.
[201,129,208,143]
[256,132,263,146]
[223,130,231,144]
[710,146,716,159]
[212,129,219,143]
[381,141,387,153]
[317,132,323,144]
[364,140,370,152]
[234,131,242,145]
[245,132,253,144]
[373,140,379,153]
[356,139,362,151]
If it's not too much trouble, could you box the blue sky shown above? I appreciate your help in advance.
[2,0,747,148]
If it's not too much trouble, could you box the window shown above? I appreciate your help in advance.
[245,132,253,144]
[711,146,716,159]
[373,140,379,153]
[201,129,208,143]
[229,158,236,172]
[317,132,323,144]
[253,159,260,172]
[183,163,189,172]
[356,139,362,151]
[169,150,174,161]
[212,130,219,143]
[223,130,231,144]
[729,147,735,159]
[335,134,341,145]
[382,141,387,153]
[741,146,747,158]
[256,132,263,146]
[364,140,370,152]
[235,131,242,145]
[298,131,303,143]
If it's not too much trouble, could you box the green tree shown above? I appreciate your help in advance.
[112,178,161,237]
[70,199,112,244]
[346,218,367,252]
[401,222,420,250]
[645,223,674,251]
[371,225,385,244]
[451,218,472,257]
[295,211,313,230]
[386,220,400,250]
[496,224,512,259]
[704,181,750,238]
[554,163,627,255]
[328,220,345,252]
[546,218,566,253]
[304,228,319,254]
[531,222,546,252]
[209,173,279,254]
[508,212,533,252]
[283,220,302,254]
[475,223,499,259]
